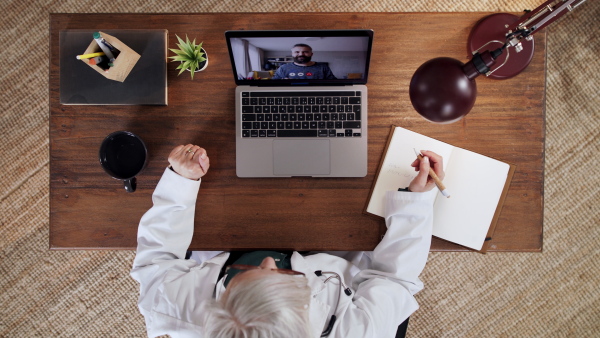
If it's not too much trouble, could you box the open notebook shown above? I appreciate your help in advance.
[365,126,515,252]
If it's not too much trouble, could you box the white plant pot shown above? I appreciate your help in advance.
[186,48,208,73]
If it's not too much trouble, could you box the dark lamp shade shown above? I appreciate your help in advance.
[409,57,477,123]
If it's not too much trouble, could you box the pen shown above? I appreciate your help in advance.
[414,148,450,198]
[76,52,105,59]
[93,32,116,61]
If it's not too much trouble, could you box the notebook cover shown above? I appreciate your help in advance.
[59,29,167,105]
[478,163,516,253]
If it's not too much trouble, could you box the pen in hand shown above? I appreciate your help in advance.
[413,148,450,198]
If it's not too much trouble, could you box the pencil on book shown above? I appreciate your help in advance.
[413,148,450,198]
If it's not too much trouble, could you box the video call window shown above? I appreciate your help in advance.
[229,36,370,81]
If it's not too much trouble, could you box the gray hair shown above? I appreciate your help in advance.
[202,273,312,338]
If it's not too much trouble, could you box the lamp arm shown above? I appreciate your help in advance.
[507,0,585,43]
[484,0,586,75]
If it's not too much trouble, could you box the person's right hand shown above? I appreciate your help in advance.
[408,150,445,192]
[168,144,210,180]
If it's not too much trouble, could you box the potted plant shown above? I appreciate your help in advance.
[168,34,208,79]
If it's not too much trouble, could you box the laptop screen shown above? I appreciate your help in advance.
[225,30,373,86]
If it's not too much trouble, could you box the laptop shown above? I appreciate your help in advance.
[225,30,374,177]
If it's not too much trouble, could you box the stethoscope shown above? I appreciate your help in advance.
[314,270,353,337]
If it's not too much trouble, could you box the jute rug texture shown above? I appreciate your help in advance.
[1,0,598,336]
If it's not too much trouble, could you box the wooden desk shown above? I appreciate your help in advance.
[49,13,545,252]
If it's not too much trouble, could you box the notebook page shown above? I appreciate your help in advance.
[366,127,453,217]
[432,149,510,250]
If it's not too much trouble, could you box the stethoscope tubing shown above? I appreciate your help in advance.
[315,270,352,337]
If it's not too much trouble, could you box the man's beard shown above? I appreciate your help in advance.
[294,55,312,64]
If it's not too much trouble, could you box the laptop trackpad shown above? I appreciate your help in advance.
[273,140,330,176]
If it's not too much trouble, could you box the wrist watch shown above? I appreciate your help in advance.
[398,187,411,192]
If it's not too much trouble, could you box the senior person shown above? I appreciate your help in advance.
[131,143,444,338]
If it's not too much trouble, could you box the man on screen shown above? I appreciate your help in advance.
[272,43,337,80]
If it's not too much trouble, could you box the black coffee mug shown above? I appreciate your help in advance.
[99,131,148,193]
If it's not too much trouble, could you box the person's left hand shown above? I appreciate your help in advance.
[168,144,210,180]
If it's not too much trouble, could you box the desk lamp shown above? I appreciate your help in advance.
[409,0,586,123]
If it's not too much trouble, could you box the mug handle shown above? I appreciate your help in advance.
[124,177,137,193]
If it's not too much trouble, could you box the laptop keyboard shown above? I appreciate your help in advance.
[241,91,362,138]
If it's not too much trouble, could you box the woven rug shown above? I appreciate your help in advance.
[1,0,598,336]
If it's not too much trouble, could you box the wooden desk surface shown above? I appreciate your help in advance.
[49,13,545,252]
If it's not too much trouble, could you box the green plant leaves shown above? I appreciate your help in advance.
[168,34,206,79]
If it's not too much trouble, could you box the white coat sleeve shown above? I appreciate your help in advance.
[336,190,435,338]
[132,167,201,269]
[130,168,230,338]
[130,168,205,333]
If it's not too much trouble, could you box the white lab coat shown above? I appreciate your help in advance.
[131,168,435,338]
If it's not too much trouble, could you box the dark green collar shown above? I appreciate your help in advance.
[223,251,292,287]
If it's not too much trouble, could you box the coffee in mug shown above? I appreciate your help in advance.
[99,131,147,192]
